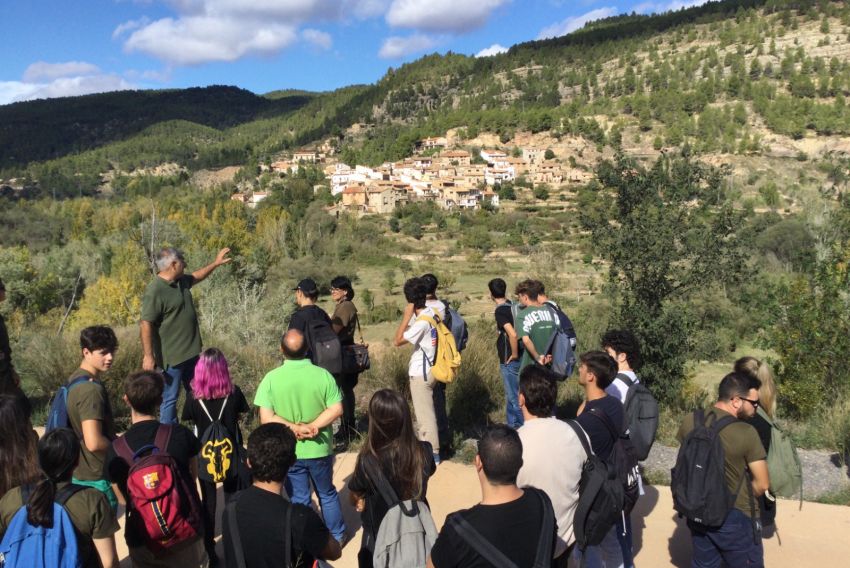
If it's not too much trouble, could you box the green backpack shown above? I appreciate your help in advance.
[757,407,803,501]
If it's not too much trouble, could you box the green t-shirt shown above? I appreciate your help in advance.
[253,359,342,460]
[0,482,120,568]
[66,369,115,481]
[141,274,202,368]
[676,407,767,517]
[515,304,559,370]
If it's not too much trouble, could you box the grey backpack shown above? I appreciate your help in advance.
[367,461,438,568]
[618,373,659,461]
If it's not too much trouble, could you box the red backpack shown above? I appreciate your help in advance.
[114,424,202,553]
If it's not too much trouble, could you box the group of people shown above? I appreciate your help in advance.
[0,248,785,568]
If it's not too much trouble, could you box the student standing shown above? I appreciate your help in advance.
[517,364,585,566]
[182,348,250,567]
[676,372,769,568]
[105,371,205,567]
[0,394,39,498]
[223,423,341,568]
[488,278,522,428]
[394,278,441,464]
[428,425,556,567]
[348,389,437,568]
[575,350,626,568]
[66,326,119,510]
[0,429,120,568]
[514,279,558,371]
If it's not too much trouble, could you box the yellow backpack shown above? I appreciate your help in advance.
[417,314,462,383]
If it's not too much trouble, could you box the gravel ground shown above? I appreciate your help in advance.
[641,443,850,499]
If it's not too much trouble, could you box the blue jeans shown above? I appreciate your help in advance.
[690,509,763,568]
[285,455,346,542]
[500,360,523,428]
[160,355,198,424]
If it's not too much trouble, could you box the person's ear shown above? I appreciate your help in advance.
[518,392,526,408]
[474,454,483,471]
[122,394,129,406]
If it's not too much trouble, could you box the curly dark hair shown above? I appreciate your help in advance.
[519,364,557,418]
[403,277,428,309]
[247,424,297,482]
[601,329,642,370]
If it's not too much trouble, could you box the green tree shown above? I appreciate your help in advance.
[586,153,745,405]
[533,184,551,201]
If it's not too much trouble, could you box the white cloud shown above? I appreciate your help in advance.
[537,6,618,40]
[0,75,135,106]
[634,0,711,14]
[123,15,298,65]
[476,43,508,57]
[386,0,510,33]
[302,28,333,50]
[378,34,438,59]
[117,0,392,65]
[22,61,102,82]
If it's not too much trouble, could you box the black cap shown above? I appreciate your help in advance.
[293,278,318,294]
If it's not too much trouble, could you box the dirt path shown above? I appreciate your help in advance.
[115,451,850,567]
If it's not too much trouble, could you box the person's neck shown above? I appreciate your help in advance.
[619,364,633,373]
[714,401,737,416]
[130,409,157,424]
[299,300,315,308]
[528,299,543,307]
[78,362,100,378]
[480,480,523,505]
[494,297,508,305]
[157,270,178,283]
[584,385,607,402]
[253,479,284,496]
[427,294,437,301]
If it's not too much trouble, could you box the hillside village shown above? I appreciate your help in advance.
[230,135,594,214]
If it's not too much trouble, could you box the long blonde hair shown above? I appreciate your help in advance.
[734,356,777,418]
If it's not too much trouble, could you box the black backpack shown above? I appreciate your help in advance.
[566,420,625,550]
[197,397,239,483]
[304,317,342,375]
[447,487,555,568]
[671,409,753,528]
[617,374,660,461]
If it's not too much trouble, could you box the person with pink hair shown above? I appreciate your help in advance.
[182,348,250,567]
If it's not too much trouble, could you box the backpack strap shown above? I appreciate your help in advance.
[154,424,174,454]
[531,488,555,568]
[616,373,635,388]
[225,494,248,568]
[566,420,594,457]
[448,513,518,568]
[113,435,135,465]
[55,484,88,506]
[362,457,400,509]
[415,314,440,378]
[198,396,229,423]
[585,405,624,440]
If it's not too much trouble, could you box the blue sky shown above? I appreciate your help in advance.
[0,0,708,105]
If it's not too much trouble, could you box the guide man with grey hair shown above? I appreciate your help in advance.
[140,246,231,423]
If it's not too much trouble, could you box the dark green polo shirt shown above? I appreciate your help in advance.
[141,274,202,368]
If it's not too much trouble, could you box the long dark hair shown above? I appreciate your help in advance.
[0,394,40,496]
[359,389,424,500]
[28,429,79,527]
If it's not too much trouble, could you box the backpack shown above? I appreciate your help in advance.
[364,459,438,568]
[0,484,86,568]
[618,374,660,461]
[671,409,753,528]
[197,397,238,484]
[441,301,469,352]
[447,487,554,568]
[566,420,626,550]
[416,314,461,384]
[543,300,579,348]
[542,305,576,381]
[113,424,203,553]
[498,301,524,361]
[304,317,343,375]
[45,375,94,433]
[224,492,291,568]
[757,407,803,500]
